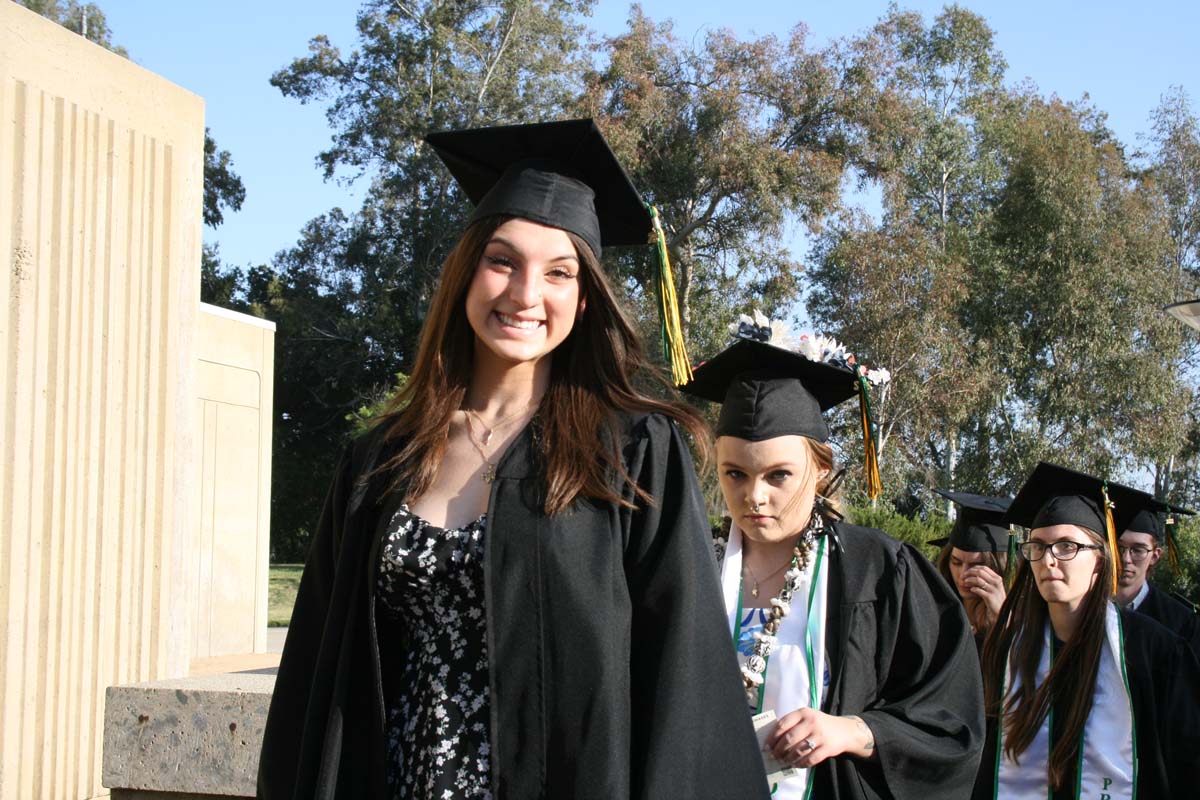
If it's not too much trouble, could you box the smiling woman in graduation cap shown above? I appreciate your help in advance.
[257,120,769,800]
[681,317,984,800]
[973,463,1200,800]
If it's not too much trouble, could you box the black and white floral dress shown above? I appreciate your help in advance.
[376,504,492,800]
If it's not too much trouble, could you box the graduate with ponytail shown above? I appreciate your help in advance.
[973,462,1200,800]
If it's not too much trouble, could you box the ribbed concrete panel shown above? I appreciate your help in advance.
[0,5,203,798]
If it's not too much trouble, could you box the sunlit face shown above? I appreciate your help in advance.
[949,548,995,599]
[716,435,827,545]
[1117,530,1160,590]
[464,218,585,371]
[1028,524,1103,611]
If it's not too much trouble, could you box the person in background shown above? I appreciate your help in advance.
[257,119,769,800]
[974,462,1200,800]
[931,490,1013,648]
[682,321,984,800]
[1116,498,1200,660]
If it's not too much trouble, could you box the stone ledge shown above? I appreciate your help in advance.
[103,671,277,799]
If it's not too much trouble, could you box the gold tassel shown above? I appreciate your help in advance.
[1166,515,1181,576]
[857,376,882,500]
[1005,526,1019,590]
[647,205,693,386]
[1102,485,1119,596]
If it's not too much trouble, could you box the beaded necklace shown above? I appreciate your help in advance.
[737,512,824,707]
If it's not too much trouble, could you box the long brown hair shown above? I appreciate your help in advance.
[373,214,707,513]
[980,525,1113,789]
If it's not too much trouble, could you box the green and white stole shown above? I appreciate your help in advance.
[720,522,830,800]
[994,602,1137,799]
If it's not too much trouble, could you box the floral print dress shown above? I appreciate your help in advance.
[376,504,492,800]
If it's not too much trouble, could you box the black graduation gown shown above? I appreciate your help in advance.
[257,413,770,800]
[809,522,986,799]
[971,608,1200,799]
[1137,583,1200,661]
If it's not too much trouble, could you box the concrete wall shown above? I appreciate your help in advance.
[194,305,274,660]
[0,5,204,798]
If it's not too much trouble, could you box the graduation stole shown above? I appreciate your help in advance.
[720,522,830,799]
[994,603,1137,800]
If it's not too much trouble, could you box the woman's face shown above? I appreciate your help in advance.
[464,217,585,372]
[1028,524,1103,611]
[716,435,826,545]
[948,548,995,599]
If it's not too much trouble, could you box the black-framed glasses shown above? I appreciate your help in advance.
[1117,545,1156,562]
[1019,540,1104,562]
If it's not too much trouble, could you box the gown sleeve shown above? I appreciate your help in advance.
[854,543,986,799]
[257,443,355,800]
[1150,624,1200,793]
[620,414,771,800]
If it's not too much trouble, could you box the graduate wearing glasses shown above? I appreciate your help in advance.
[973,462,1200,800]
[1116,499,1200,660]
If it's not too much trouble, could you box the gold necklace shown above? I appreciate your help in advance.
[464,401,537,445]
[742,556,792,598]
[463,413,498,483]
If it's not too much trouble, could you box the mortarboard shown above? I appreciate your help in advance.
[1005,462,1162,594]
[680,314,889,497]
[425,118,693,384]
[1123,496,1195,576]
[929,490,1012,552]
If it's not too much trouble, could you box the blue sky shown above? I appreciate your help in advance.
[90,0,1200,271]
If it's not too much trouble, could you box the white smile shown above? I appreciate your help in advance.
[496,312,543,330]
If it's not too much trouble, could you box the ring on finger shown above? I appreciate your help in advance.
[801,737,815,752]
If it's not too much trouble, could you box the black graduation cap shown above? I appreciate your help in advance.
[1123,496,1195,576]
[424,118,652,258]
[1005,463,1161,594]
[679,338,861,443]
[1004,463,1156,536]
[1124,498,1194,541]
[929,490,1012,552]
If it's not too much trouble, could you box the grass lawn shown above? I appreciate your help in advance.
[269,564,304,627]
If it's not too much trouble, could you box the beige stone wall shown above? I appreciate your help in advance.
[194,304,274,660]
[0,5,204,799]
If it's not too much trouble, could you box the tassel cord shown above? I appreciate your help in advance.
[647,205,692,386]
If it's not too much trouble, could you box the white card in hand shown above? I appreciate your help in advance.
[752,709,799,786]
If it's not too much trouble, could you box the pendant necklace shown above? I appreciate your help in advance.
[465,402,537,445]
[461,401,540,483]
[742,557,792,598]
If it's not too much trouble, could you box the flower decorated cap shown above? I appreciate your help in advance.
[680,312,890,496]
[1005,462,1164,594]
[929,490,1012,553]
[424,118,650,259]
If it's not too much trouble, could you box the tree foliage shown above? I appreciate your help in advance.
[204,130,246,227]
[576,7,851,359]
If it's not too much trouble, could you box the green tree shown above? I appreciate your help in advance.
[576,6,850,358]
[965,96,1190,489]
[809,4,1006,503]
[204,130,246,227]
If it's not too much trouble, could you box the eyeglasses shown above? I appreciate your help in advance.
[1019,540,1104,562]
[1117,545,1156,562]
